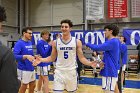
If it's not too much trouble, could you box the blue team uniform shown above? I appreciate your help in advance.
[120,43,127,65]
[36,39,52,66]
[118,41,127,70]
[13,39,34,71]
[117,39,121,70]
[86,38,120,77]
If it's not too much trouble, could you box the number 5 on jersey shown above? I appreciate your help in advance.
[64,51,68,59]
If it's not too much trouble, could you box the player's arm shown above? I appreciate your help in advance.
[13,42,34,61]
[77,39,96,68]
[86,41,113,51]
[13,42,23,61]
[32,40,57,66]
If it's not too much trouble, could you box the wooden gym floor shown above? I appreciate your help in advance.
[24,72,140,93]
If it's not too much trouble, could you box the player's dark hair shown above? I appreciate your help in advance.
[104,24,119,36]
[119,35,126,43]
[22,27,32,35]
[60,19,73,27]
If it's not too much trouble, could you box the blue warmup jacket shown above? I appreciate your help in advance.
[86,38,120,77]
[36,40,52,66]
[13,39,34,71]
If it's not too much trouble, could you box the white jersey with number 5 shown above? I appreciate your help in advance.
[56,37,77,70]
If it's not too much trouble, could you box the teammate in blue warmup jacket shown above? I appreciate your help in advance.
[36,29,52,93]
[119,35,127,88]
[13,27,35,93]
[86,24,120,93]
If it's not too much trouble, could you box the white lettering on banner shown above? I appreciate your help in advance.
[33,34,41,45]
[84,32,105,44]
[85,32,95,44]
[131,30,140,45]
[50,33,55,40]
[96,32,105,44]
[75,32,84,39]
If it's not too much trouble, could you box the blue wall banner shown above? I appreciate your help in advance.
[32,29,140,45]
[32,30,105,45]
[123,29,140,45]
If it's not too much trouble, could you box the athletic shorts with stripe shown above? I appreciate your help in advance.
[36,65,51,76]
[102,76,118,91]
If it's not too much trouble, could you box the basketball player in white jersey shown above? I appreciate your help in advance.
[32,19,99,93]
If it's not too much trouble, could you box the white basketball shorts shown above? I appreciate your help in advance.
[53,69,78,92]
[17,69,36,84]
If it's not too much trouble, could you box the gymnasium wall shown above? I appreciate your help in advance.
[29,0,83,26]
[2,0,17,26]
[28,0,83,31]
[0,0,140,48]
[0,0,19,46]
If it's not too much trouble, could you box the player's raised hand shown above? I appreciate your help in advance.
[26,55,35,62]
[32,56,41,66]
[91,61,97,68]
[34,54,42,58]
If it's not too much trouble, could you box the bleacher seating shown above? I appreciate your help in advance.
[82,49,93,74]
[126,45,139,78]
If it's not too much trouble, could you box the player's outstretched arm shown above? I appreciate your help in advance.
[77,39,96,68]
[32,40,57,66]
